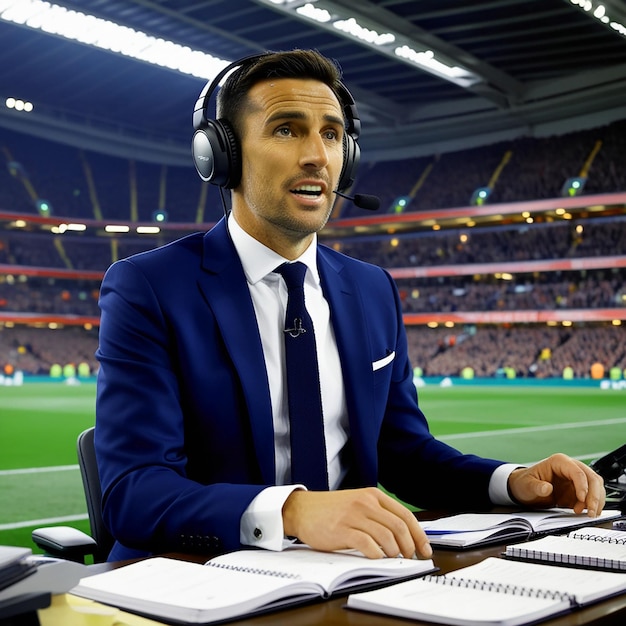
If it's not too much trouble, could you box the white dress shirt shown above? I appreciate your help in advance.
[226,214,517,550]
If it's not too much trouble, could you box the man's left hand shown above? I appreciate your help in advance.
[507,453,605,516]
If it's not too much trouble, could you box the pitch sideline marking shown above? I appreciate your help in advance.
[2,417,624,474]
[0,428,620,530]
[440,416,626,441]
[0,514,88,531]
[0,465,78,476]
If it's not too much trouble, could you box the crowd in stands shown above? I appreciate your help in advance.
[1,121,625,224]
[397,269,625,313]
[336,218,626,269]
[0,325,98,377]
[0,278,100,317]
[0,230,167,271]
[408,325,626,379]
[0,270,621,318]
[0,127,224,224]
[1,119,624,379]
[1,322,622,380]
[346,119,626,216]
[1,215,624,273]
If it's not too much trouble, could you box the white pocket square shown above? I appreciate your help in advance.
[372,351,395,371]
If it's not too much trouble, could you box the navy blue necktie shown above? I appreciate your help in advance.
[275,262,329,490]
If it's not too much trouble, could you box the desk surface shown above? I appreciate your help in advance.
[228,541,626,626]
[43,519,626,626]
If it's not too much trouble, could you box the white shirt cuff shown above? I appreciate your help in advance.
[240,485,306,551]
[489,463,524,505]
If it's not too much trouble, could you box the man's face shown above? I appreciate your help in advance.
[233,77,345,256]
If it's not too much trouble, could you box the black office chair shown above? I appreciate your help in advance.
[32,427,113,563]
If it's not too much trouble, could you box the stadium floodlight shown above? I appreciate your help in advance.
[5,97,34,112]
[254,0,482,88]
[390,196,412,213]
[569,0,626,38]
[470,186,492,206]
[36,198,52,215]
[137,226,161,234]
[561,176,587,197]
[0,0,231,81]
[105,224,130,233]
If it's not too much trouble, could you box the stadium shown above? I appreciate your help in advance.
[0,0,625,571]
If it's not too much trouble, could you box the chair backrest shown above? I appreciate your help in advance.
[77,427,113,562]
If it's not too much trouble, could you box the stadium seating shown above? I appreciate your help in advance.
[1,119,624,379]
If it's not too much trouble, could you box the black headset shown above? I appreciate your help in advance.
[191,53,361,192]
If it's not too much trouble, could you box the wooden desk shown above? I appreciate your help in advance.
[39,523,626,626]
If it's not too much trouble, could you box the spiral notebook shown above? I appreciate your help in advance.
[504,526,626,571]
[347,556,626,626]
[419,508,620,548]
[70,546,436,624]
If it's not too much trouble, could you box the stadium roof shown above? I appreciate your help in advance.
[1,0,626,166]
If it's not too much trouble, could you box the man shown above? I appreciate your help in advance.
[95,49,605,562]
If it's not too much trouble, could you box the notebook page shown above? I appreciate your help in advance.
[447,557,626,604]
[207,546,434,593]
[347,576,570,626]
[506,535,626,570]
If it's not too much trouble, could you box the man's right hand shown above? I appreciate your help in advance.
[281,487,432,560]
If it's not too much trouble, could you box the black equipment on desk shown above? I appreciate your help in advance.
[590,443,626,511]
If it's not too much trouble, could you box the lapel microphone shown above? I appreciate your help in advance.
[284,318,307,338]
[333,190,381,211]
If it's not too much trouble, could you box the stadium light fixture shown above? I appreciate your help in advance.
[5,97,33,112]
[561,176,587,197]
[0,0,485,88]
[568,0,626,37]
[0,0,230,80]
[2,0,623,94]
[391,196,411,213]
[470,187,492,206]
[105,224,130,233]
[255,0,482,88]
[36,199,52,215]
[69,223,86,231]
[137,226,161,234]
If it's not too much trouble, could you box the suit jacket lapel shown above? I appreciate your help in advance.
[317,248,378,485]
[197,219,276,484]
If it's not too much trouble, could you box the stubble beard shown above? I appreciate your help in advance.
[254,192,335,243]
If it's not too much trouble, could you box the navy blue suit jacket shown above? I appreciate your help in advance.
[95,218,503,561]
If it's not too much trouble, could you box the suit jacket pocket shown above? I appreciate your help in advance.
[372,350,395,372]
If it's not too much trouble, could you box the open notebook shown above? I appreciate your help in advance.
[504,525,626,571]
[419,508,620,548]
[347,556,626,626]
[71,546,436,624]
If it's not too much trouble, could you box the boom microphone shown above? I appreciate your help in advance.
[333,190,380,211]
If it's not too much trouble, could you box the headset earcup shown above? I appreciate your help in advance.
[337,134,360,192]
[191,120,241,188]
[218,120,241,189]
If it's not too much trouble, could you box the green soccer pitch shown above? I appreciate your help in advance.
[1,381,624,553]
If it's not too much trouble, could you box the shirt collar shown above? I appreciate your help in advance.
[227,213,320,286]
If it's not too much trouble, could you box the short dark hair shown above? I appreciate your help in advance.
[216,49,344,140]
